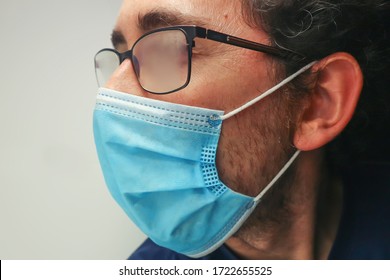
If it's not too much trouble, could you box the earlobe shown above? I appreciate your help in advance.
[294,52,363,151]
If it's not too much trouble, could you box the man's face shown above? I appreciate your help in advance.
[107,0,295,197]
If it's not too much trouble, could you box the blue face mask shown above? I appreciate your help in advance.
[93,62,315,258]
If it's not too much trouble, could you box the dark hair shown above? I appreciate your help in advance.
[242,0,390,170]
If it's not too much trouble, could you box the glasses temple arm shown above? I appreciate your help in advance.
[203,29,305,61]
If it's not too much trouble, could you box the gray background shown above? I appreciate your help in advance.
[0,0,146,259]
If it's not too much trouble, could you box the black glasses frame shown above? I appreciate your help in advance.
[95,25,306,94]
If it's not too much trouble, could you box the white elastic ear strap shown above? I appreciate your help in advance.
[254,149,300,203]
[221,61,317,120]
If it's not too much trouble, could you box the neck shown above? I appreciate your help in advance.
[226,149,343,259]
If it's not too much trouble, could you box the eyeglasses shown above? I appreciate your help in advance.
[94,25,305,94]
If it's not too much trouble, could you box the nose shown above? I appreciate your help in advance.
[104,58,145,96]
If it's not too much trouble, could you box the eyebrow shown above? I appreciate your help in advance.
[111,9,207,50]
[111,30,126,50]
[111,9,206,49]
[137,9,207,31]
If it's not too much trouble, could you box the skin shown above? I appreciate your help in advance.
[106,0,363,259]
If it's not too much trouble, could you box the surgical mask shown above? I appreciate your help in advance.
[93,62,315,258]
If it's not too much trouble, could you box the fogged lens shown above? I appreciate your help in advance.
[94,49,120,87]
[133,29,189,94]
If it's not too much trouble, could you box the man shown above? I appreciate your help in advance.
[93,0,389,259]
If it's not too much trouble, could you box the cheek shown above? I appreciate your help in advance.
[215,95,293,197]
[184,53,271,111]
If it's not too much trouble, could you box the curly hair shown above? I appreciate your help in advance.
[242,0,390,171]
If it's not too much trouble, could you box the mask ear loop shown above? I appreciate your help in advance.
[221,61,317,120]
[253,149,300,203]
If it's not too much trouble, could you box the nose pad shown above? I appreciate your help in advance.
[104,58,145,96]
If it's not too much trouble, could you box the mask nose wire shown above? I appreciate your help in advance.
[220,61,317,121]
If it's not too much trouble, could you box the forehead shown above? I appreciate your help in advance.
[116,0,246,33]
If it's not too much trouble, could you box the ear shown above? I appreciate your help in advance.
[294,52,363,151]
